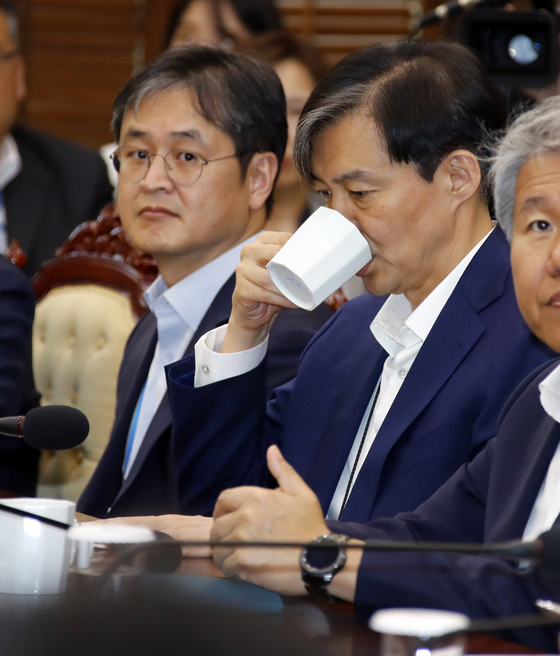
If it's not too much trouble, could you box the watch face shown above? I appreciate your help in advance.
[299,535,348,577]
[301,545,341,573]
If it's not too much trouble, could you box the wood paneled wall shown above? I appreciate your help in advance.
[18,0,176,148]
[278,0,420,67]
[16,0,423,149]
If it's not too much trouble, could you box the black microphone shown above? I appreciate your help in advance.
[415,0,503,29]
[0,405,90,449]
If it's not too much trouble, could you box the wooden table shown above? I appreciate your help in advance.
[0,496,546,655]
[177,556,540,656]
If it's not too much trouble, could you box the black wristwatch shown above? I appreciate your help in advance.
[299,533,349,602]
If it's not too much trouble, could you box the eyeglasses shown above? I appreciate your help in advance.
[110,147,239,186]
[0,50,19,70]
[0,50,18,61]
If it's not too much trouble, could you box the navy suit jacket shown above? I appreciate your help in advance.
[327,359,560,653]
[5,126,114,277]
[77,274,332,518]
[167,228,555,518]
[0,255,40,495]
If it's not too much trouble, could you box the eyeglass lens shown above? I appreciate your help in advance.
[115,148,204,185]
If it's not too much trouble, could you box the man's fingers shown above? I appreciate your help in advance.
[267,445,312,497]
[213,486,262,520]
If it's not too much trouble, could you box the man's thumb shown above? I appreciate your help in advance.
[267,445,309,497]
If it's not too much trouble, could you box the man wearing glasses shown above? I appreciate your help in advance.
[77,45,332,520]
[0,0,113,276]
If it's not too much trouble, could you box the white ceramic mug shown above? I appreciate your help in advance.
[266,206,372,311]
[0,498,75,595]
[369,608,470,656]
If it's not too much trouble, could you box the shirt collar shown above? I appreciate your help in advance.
[0,134,21,189]
[144,231,262,332]
[371,227,495,355]
[539,362,560,423]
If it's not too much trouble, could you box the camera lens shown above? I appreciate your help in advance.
[508,34,540,64]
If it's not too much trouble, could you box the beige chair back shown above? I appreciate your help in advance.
[31,204,157,502]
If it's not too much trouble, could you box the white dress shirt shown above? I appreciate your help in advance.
[122,234,258,478]
[522,363,560,541]
[195,228,494,519]
[0,135,22,253]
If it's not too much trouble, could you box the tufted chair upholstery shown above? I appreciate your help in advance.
[32,203,157,501]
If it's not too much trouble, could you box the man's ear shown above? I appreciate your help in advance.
[438,150,482,207]
[246,152,278,212]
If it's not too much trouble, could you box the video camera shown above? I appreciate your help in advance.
[415,0,559,87]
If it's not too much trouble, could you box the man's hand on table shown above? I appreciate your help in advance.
[93,514,213,557]
[211,445,362,599]
[221,232,298,354]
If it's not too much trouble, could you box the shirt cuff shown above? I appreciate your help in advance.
[194,324,269,387]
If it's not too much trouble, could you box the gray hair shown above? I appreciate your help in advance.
[0,0,19,49]
[491,96,560,240]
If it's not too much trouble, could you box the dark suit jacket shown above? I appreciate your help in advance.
[4,126,114,277]
[166,228,555,518]
[0,255,41,495]
[77,274,333,518]
[326,359,560,653]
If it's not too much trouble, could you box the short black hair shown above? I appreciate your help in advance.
[112,45,287,215]
[165,0,282,49]
[294,39,506,202]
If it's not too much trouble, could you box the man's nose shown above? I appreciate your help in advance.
[547,235,560,276]
[140,154,174,191]
[330,196,359,229]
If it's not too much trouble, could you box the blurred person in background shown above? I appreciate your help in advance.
[166,0,282,50]
[0,0,113,276]
[240,30,329,233]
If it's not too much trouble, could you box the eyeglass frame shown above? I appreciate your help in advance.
[0,50,19,62]
[110,146,243,186]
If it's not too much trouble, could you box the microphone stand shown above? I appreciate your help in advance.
[95,536,543,591]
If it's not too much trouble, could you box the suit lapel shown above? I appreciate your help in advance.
[296,333,386,513]
[116,274,236,496]
[340,228,510,521]
[492,416,560,540]
[109,315,158,462]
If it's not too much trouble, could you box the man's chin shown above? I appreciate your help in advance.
[361,275,391,298]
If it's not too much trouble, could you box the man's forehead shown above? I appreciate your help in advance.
[121,122,208,145]
[309,114,390,184]
[120,88,219,146]
[515,153,560,211]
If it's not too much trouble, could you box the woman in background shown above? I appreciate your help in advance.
[241,30,329,233]
[166,0,282,49]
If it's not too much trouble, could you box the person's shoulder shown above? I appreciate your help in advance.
[0,256,35,317]
[11,125,104,168]
[499,357,560,421]
[124,310,156,349]
[335,292,387,322]
[0,254,32,289]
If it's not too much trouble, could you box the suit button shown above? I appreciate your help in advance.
[202,365,209,374]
